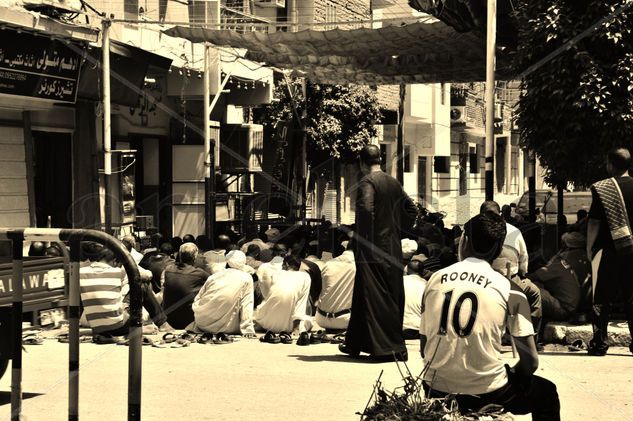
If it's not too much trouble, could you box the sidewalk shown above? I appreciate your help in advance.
[543,321,631,346]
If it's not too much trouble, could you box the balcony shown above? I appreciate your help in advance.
[221,0,272,33]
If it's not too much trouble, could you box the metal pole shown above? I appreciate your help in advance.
[103,19,113,234]
[128,272,143,420]
[10,234,23,421]
[204,44,212,241]
[528,153,536,221]
[68,238,81,421]
[484,0,497,201]
[397,83,405,185]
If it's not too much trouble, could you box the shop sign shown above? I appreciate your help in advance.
[0,29,83,103]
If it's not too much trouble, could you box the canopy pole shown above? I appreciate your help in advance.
[204,44,213,243]
[484,0,497,201]
[103,19,113,234]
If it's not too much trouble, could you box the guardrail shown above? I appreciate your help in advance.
[0,228,143,421]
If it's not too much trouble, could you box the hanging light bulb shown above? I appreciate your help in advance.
[252,81,256,89]
[178,69,183,76]
[237,82,241,88]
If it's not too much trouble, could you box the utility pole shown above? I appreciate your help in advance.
[396,83,405,185]
[484,0,497,201]
[102,19,113,234]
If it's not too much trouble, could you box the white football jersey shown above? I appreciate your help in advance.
[420,257,534,395]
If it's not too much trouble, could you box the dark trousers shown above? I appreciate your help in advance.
[591,250,633,350]
[425,374,560,421]
[511,275,543,336]
[106,283,167,336]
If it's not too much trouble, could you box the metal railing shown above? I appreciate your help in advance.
[0,228,143,421]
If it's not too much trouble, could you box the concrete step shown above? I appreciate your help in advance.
[543,321,631,346]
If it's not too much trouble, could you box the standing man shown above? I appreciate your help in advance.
[586,147,633,356]
[340,144,417,362]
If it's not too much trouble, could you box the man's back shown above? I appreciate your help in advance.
[79,262,128,333]
[193,268,253,333]
[255,270,310,333]
[163,263,210,328]
[591,175,633,252]
[317,251,356,313]
[403,274,426,331]
[421,257,534,394]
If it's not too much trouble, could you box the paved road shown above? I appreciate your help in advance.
[1,336,632,420]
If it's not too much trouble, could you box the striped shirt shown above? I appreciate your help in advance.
[79,262,128,334]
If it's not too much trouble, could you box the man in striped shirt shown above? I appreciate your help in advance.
[80,242,172,337]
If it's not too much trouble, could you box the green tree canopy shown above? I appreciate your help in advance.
[514,0,633,187]
[256,78,382,178]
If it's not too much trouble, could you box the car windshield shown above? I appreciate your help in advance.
[516,192,550,213]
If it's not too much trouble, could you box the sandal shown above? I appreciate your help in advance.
[93,333,120,345]
[296,332,310,346]
[23,334,44,345]
[198,332,214,344]
[278,332,293,344]
[259,331,280,344]
[568,339,586,352]
[179,332,199,342]
[162,332,178,344]
[213,332,234,344]
[330,333,345,344]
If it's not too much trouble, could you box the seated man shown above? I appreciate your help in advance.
[245,244,263,271]
[527,232,586,324]
[420,212,560,420]
[402,260,426,340]
[192,250,256,337]
[314,247,356,330]
[139,242,175,295]
[121,234,144,264]
[203,234,232,274]
[254,255,312,334]
[79,242,172,337]
[162,243,210,329]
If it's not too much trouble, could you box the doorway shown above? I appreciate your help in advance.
[32,132,73,228]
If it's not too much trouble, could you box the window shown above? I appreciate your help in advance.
[380,144,388,173]
[469,146,479,174]
[434,156,450,173]
[404,145,411,173]
[124,0,139,21]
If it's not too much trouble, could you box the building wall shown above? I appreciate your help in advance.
[0,114,29,228]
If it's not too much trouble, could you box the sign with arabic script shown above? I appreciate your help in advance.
[0,29,83,103]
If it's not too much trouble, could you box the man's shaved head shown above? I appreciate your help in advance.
[607,147,631,174]
[359,144,381,166]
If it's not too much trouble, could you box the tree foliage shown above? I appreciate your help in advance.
[514,0,633,187]
[256,77,381,178]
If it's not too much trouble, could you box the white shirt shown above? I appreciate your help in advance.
[316,251,355,314]
[192,268,255,335]
[420,257,534,395]
[403,274,426,331]
[255,257,283,300]
[254,269,311,333]
[203,249,228,274]
[501,223,529,276]
[130,248,144,265]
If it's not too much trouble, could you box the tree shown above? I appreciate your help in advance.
[514,0,633,188]
[256,77,382,179]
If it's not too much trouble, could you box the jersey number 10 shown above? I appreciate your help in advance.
[438,290,479,337]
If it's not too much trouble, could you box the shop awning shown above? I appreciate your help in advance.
[164,19,514,85]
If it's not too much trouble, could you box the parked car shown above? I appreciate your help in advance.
[514,190,592,224]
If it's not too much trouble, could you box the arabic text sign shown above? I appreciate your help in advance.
[0,29,83,102]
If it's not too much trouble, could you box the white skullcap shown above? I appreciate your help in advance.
[226,250,247,270]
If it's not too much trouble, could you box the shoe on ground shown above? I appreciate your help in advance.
[587,340,608,356]
[296,332,310,346]
[338,343,359,357]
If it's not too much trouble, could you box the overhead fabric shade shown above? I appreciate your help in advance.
[164,20,514,84]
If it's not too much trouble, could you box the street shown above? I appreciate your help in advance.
[1,335,631,420]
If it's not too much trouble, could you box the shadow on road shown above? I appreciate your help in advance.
[542,351,633,357]
[0,391,44,406]
[288,354,400,364]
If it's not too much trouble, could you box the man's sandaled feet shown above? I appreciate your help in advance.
[338,343,359,357]
[296,332,310,346]
[259,331,281,344]
[278,332,293,344]
[213,332,234,344]
[93,333,120,345]
[198,332,214,344]
[22,334,44,345]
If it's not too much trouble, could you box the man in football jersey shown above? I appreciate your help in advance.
[420,212,560,420]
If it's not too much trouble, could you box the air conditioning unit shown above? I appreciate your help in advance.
[220,124,264,172]
[256,0,285,7]
[450,106,466,124]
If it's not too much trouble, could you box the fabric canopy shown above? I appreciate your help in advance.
[164,20,514,85]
